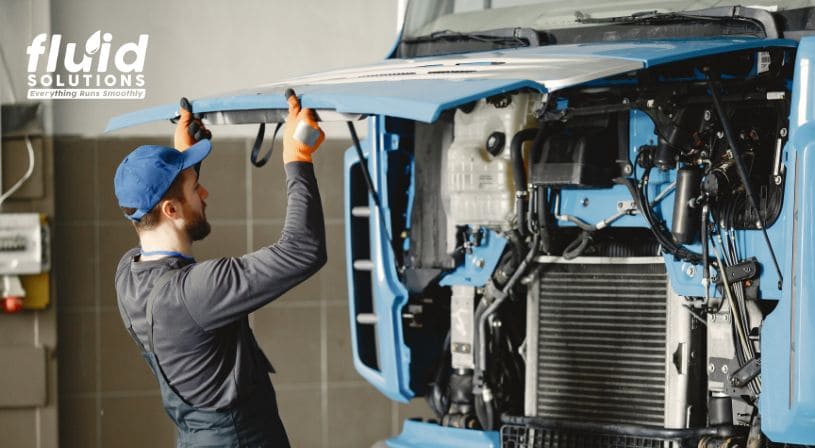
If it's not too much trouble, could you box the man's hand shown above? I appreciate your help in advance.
[174,97,211,151]
[283,89,325,164]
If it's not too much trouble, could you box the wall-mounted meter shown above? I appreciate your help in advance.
[0,214,50,313]
[0,213,49,274]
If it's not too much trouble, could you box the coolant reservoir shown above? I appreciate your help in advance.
[442,93,539,250]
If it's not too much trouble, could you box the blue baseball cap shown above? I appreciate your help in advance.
[114,139,212,221]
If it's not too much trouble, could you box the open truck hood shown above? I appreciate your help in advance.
[105,37,795,132]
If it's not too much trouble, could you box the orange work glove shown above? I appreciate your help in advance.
[174,97,211,151]
[283,89,325,164]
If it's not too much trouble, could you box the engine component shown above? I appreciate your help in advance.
[651,107,706,171]
[654,134,678,171]
[442,369,478,429]
[709,395,734,426]
[722,259,759,284]
[730,358,761,388]
[708,80,783,288]
[529,112,628,187]
[672,166,702,244]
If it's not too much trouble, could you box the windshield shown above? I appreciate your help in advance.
[404,0,813,37]
[392,0,815,58]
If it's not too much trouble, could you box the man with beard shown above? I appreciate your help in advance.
[113,91,326,447]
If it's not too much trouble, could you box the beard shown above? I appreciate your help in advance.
[185,209,211,241]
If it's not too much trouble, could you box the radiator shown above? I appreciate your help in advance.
[524,257,695,429]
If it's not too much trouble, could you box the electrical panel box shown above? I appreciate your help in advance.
[0,213,49,275]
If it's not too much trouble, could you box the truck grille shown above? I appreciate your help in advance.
[501,424,680,448]
[533,262,669,426]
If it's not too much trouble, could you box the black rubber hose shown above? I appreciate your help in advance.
[640,169,704,263]
[510,128,538,191]
[484,395,495,431]
[510,128,539,234]
[618,175,703,264]
[474,394,490,430]
[427,332,451,419]
[536,186,552,254]
[502,416,740,440]
[472,295,489,430]
[560,214,595,232]
[563,230,593,260]
[473,232,540,431]
[527,186,538,235]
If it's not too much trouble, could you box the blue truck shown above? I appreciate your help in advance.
[110,1,815,446]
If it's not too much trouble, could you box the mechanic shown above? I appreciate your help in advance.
[112,92,326,447]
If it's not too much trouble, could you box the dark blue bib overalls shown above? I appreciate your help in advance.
[117,270,291,447]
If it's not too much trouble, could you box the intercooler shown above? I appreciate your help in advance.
[523,257,699,434]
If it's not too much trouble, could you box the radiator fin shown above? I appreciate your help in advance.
[536,263,668,426]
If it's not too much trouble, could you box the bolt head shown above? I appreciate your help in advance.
[708,363,716,373]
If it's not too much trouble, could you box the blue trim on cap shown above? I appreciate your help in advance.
[125,208,148,222]
[180,139,212,169]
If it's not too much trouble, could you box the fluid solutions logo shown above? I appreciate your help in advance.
[26,31,148,100]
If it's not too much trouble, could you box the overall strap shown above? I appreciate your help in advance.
[116,288,148,353]
[145,270,180,353]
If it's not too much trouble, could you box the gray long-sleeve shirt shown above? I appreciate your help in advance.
[115,162,326,410]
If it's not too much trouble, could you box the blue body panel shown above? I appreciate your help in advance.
[344,116,413,402]
[387,421,499,448]
[760,36,815,445]
[107,79,545,132]
[106,103,180,133]
[106,38,796,133]
[439,229,508,287]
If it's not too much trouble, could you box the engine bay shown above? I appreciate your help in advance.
[364,47,797,447]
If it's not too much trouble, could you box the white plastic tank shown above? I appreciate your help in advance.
[441,93,540,251]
